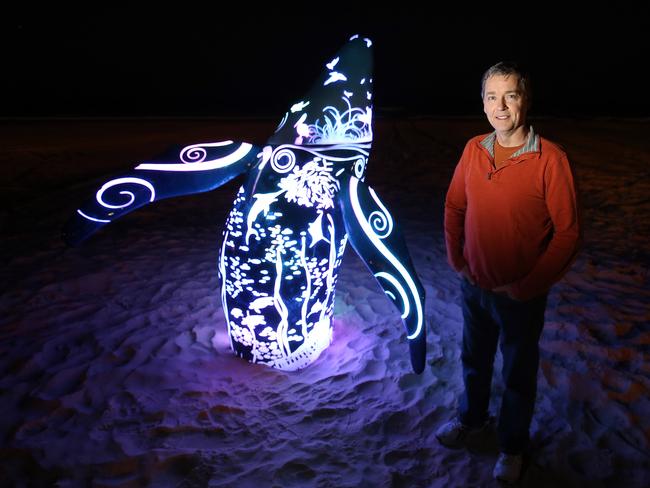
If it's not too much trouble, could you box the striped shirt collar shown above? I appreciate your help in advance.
[480,126,539,158]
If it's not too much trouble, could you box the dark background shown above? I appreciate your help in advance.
[3,8,649,118]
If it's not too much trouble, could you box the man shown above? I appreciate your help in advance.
[436,62,580,483]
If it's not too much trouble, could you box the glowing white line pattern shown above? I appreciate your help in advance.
[274,247,290,357]
[349,177,423,339]
[272,143,370,162]
[96,177,155,209]
[321,214,336,323]
[375,272,409,319]
[134,143,253,171]
[77,209,111,223]
[368,187,394,238]
[180,140,234,162]
[307,99,372,144]
[249,146,272,196]
[354,159,365,178]
[220,230,235,351]
[326,57,339,70]
[259,146,273,170]
[276,112,289,132]
[299,236,311,339]
[271,148,297,173]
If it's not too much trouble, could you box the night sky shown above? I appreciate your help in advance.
[4,9,649,118]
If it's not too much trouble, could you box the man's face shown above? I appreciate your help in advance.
[483,74,528,134]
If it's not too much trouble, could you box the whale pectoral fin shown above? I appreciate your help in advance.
[63,140,261,246]
[338,175,426,374]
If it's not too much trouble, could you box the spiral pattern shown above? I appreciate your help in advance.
[368,210,392,238]
[271,148,297,173]
[178,141,234,164]
[96,177,155,209]
[180,145,208,163]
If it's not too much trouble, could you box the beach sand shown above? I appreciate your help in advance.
[1,117,648,487]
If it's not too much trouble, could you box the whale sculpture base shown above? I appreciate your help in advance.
[259,318,332,371]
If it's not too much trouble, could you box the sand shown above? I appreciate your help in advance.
[1,117,648,487]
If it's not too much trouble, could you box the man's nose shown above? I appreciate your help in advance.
[497,97,507,110]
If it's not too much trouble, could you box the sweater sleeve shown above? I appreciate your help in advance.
[444,146,469,273]
[511,153,581,300]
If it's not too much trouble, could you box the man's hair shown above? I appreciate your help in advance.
[480,61,532,102]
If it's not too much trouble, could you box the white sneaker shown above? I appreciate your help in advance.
[493,452,523,483]
[435,417,489,449]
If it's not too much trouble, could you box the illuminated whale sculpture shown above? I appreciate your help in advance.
[63,35,427,373]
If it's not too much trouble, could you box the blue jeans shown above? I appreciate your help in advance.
[459,278,547,454]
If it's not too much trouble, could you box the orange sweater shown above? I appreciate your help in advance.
[444,127,580,301]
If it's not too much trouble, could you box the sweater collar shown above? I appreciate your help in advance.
[480,126,539,158]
